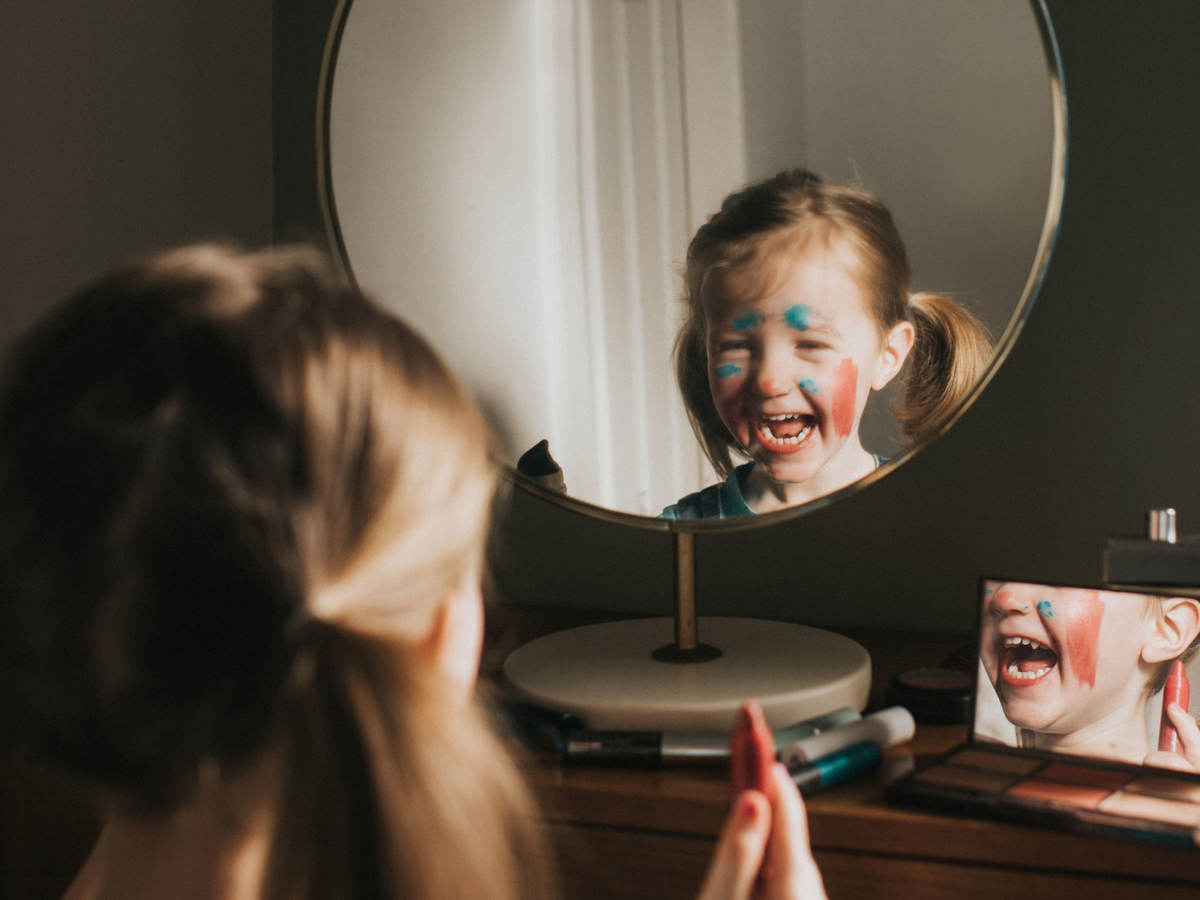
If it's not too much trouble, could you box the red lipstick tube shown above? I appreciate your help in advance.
[1158,660,1191,754]
[730,699,775,796]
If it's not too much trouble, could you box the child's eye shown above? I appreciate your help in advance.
[795,340,829,352]
[716,339,750,353]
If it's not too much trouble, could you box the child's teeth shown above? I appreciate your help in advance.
[759,414,812,445]
[1003,636,1047,650]
[1006,663,1051,680]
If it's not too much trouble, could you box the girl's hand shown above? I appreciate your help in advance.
[1145,703,1200,771]
[696,763,827,900]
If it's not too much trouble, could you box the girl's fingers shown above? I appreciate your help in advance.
[1167,702,1200,769]
[761,764,827,899]
[695,791,772,900]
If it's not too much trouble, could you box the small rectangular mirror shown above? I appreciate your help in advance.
[975,578,1200,769]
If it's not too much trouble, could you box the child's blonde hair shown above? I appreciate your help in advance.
[675,169,994,477]
[0,245,554,899]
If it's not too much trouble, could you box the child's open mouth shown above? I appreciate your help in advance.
[754,413,815,453]
[999,635,1059,684]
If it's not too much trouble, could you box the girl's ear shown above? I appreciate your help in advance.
[1142,597,1200,664]
[870,320,916,391]
[415,572,485,703]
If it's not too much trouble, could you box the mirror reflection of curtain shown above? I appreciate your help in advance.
[330,0,732,515]
[547,0,737,514]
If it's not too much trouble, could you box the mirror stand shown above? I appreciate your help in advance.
[502,532,873,731]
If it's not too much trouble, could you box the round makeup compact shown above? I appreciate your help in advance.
[886,668,974,724]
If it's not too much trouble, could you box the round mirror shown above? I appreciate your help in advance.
[321,0,1064,527]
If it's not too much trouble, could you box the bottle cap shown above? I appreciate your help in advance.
[1149,508,1178,543]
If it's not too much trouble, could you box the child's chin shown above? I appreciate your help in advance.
[754,453,820,485]
[1001,700,1061,733]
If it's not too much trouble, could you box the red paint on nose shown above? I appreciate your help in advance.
[1064,590,1104,688]
[831,357,858,437]
[758,375,787,397]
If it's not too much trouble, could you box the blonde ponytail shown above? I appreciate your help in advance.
[266,624,556,900]
[895,292,994,444]
[0,245,556,899]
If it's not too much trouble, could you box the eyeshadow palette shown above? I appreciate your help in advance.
[887,577,1200,847]
[890,745,1200,847]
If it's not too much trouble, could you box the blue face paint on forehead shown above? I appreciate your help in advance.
[715,364,742,379]
[732,312,764,331]
[784,304,810,331]
[799,378,818,394]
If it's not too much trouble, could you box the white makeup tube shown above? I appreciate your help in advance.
[780,706,915,769]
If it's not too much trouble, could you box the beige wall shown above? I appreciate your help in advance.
[739,0,1052,453]
[741,0,1050,338]
[1,2,273,354]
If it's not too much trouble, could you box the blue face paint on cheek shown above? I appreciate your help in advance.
[784,304,810,330]
[715,364,742,380]
[1037,599,1054,618]
[799,378,818,394]
[732,313,763,331]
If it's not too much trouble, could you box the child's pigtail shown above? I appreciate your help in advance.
[896,292,994,444]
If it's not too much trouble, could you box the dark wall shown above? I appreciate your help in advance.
[273,0,341,244]
[1,2,273,355]
[278,1,1200,634]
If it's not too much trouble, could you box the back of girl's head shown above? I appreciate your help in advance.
[675,169,992,477]
[0,245,552,899]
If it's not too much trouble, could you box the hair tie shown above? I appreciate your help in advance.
[285,606,321,655]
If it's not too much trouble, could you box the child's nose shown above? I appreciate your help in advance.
[757,374,790,398]
[988,588,1027,616]
[755,350,794,398]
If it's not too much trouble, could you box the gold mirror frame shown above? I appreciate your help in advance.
[315,0,1067,538]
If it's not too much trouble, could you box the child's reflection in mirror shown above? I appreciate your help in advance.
[665,169,993,519]
[977,581,1200,768]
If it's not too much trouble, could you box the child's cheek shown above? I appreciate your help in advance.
[711,367,750,444]
[1060,591,1105,689]
[831,357,859,437]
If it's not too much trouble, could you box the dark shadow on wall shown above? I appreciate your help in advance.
[273,0,342,246]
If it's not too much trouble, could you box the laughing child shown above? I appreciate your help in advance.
[663,169,993,518]
[978,580,1200,767]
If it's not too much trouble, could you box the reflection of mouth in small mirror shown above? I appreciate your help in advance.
[975,580,1200,770]
[663,171,993,519]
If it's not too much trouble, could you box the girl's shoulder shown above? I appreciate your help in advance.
[661,464,754,520]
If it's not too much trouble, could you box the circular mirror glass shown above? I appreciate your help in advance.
[322,0,1064,525]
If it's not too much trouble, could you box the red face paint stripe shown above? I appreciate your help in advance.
[831,357,858,438]
[1064,590,1104,688]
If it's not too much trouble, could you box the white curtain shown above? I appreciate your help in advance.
[329,0,739,515]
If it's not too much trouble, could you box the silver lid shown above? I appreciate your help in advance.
[1148,507,1178,543]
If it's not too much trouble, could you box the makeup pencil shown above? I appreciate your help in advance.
[1158,659,1190,754]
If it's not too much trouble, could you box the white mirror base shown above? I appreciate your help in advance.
[501,617,871,732]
